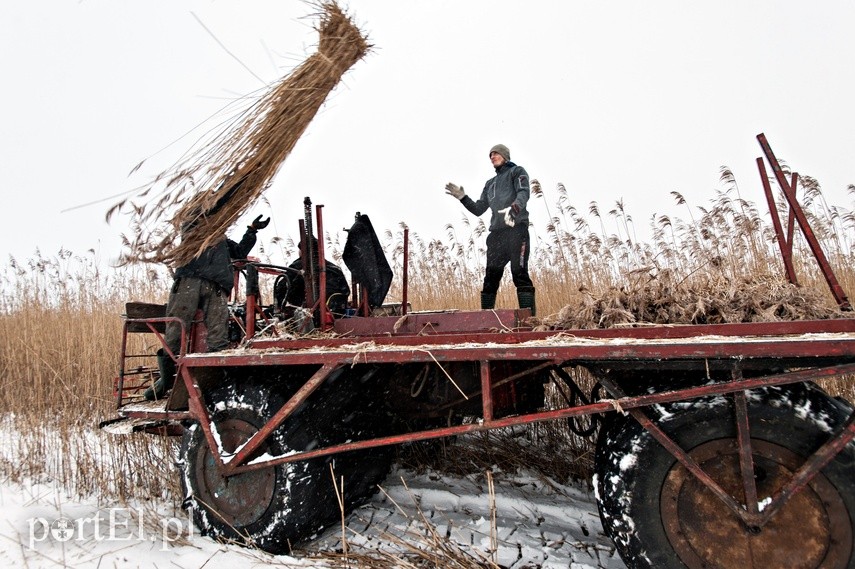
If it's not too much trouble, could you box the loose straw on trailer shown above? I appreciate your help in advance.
[108,2,371,268]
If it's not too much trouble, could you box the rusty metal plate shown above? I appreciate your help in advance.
[192,418,276,527]
[661,439,852,568]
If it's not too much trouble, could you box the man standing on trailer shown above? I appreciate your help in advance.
[145,214,270,400]
[445,143,536,315]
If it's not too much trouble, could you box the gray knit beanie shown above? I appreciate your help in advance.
[489,144,510,162]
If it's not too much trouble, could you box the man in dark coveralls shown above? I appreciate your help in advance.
[445,143,536,315]
[145,214,269,400]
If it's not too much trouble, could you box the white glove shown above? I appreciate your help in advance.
[445,182,465,200]
[499,207,515,227]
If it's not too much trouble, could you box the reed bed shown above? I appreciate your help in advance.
[0,251,182,503]
[1,170,854,565]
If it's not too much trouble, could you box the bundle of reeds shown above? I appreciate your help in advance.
[109,2,370,268]
[536,270,849,330]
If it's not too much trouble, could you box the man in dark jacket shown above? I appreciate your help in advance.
[145,214,269,400]
[445,144,536,315]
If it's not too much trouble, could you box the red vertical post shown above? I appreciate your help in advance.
[733,390,759,517]
[246,292,256,338]
[402,227,409,316]
[315,204,329,329]
[756,157,798,284]
[481,360,494,422]
[116,321,130,407]
[786,172,797,252]
[757,133,850,309]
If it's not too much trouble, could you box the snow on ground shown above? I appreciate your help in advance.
[0,467,625,568]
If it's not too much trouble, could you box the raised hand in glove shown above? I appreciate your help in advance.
[445,182,465,200]
[498,207,516,228]
[249,215,270,231]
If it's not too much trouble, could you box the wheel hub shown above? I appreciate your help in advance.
[192,418,276,528]
[661,439,852,569]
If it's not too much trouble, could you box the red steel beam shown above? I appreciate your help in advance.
[402,227,409,316]
[597,372,855,529]
[116,320,131,408]
[185,335,855,369]
[316,204,330,330]
[223,363,340,473]
[117,317,187,407]
[757,133,851,309]
[269,317,855,351]
[757,157,798,285]
[183,363,220,466]
[733,389,760,518]
[786,172,797,263]
[480,360,494,422]
[628,400,749,524]
[756,411,855,527]
[218,361,855,474]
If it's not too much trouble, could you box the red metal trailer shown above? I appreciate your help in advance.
[103,136,855,568]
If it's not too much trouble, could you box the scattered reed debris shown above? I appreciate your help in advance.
[108,2,371,268]
[396,425,593,487]
[536,270,851,330]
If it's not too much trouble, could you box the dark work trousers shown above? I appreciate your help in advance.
[482,225,534,295]
[164,276,230,355]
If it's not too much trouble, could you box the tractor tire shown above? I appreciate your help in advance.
[179,372,394,554]
[179,380,334,553]
[594,382,855,569]
[316,366,396,511]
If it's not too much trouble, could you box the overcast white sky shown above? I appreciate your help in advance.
[2,1,854,267]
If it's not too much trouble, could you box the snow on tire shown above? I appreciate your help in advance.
[178,370,394,554]
[594,382,855,569]
[312,366,395,512]
[179,380,339,554]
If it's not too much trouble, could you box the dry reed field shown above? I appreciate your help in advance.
[1,171,854,565]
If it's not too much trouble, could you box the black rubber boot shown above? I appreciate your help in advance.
[481,291,497,310]
[517,286,536,316]
[145,348,176,401]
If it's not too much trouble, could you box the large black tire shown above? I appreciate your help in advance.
[317,366,396,511]
[179,381,333,552]
[595,382,855,569]
[179,372,394,554]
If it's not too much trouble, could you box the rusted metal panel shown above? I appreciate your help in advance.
[209,362,855,474]
[330,308,531,337]
[255,317,855,352]
[187,334,855,369]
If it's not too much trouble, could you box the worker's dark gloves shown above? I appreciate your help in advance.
[445,183,465,200]
[249,215,270,231]
[511,203,521,215]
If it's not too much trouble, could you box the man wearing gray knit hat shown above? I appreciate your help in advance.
[445,144,536,315]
